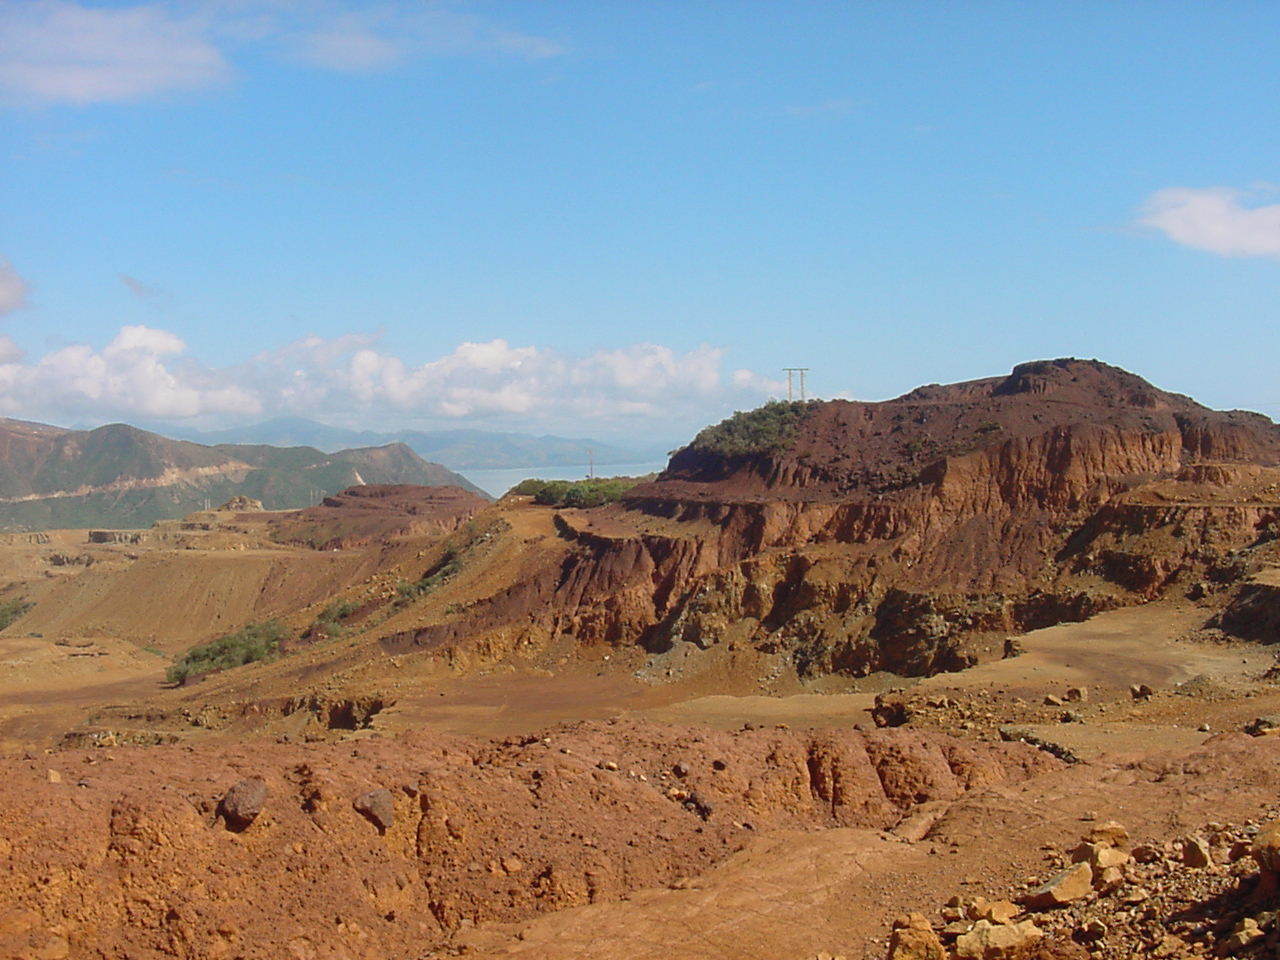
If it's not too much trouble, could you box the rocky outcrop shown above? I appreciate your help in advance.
[390,360,1280,681]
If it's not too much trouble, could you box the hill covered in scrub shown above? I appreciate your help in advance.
[0,418,485,530]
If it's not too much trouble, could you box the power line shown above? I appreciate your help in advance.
[783,367,809,402]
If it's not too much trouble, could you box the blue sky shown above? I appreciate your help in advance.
[2,0,1279,444]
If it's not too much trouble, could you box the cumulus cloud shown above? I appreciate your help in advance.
[0,328,777,435]
[0,1,229,105]
[1140,186,1280,259]
[0,259,30,315]
[0,325,259,421]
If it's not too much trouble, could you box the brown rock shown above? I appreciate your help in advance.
[1251,820,1280,872]
[979,900,1021,925]
[954,918,1043,959]
[1182,835,1213,868]
[1070,841,1129,872]
[1131,843,1162,863]
[1251,821,1280,899]
[887,912,946,960]
[352,788,395,833]
[1218,917,1263,954]
[1064,687,1087,703]
[219,777,268,831]
[1130,684,1154,700]
[1026,941,1090,959]
[1022,863,1093,909]
[1095,865,1124,893]
[1087,821,1129,847]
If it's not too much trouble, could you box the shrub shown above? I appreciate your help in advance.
[510,476,649,507]
[685,400,818,457]
[305,598,360,641]
[0,599,32,631]
[507,478,551,497]
[396,546,466,602]
[167,620,289,685]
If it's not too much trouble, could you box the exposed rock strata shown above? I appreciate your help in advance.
[382,360,1280,678]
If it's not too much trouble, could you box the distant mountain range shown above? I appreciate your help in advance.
[157,417,654,469]
[0,417,485,531]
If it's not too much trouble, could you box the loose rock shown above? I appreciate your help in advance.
[886,912,946,960]
[954,919,1043,959]
[1023,863,1093,910]
[219,777,268,831]
[352,788,395,833]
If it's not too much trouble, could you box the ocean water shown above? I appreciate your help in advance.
[457,460,671,499]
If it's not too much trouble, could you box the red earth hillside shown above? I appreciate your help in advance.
[380,359,1280,679]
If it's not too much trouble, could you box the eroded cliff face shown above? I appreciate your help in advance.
[388,360,1280,679]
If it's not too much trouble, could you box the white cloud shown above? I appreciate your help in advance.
[0,259,30,315]
[0,325,258,420]
[1140,186,1280,259]
[297,12,402,72]
[293,6,565,72]
[0,1,229,105]
[0,328,776,435]
[0,1,564,104]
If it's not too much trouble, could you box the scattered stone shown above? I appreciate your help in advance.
[1250,821,1280,898]
[219,777,268,831]
[1182,835,1213,868]
[1131,843,1162,863]
[872,693,912,728]
[975,900,1021,925]
[1095,865,1125,893]
[886,912,946,960]
[1087,821,1129,847]
[353,788,395,833]
[1023,863,1093,909]
[1043,695,1064,707]
[1244,716,1280,736]
[954,919,1043,959]
[1217,917,1263,954]
[1070,841,1129,871]
[1077,918,1106,942]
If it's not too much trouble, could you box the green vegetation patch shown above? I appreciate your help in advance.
[167,620,289,685]
[304,598,360,641]
[685,400,818,457]
[0,599,32,631]
[509,475,648,508]
[397,544,467,601]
